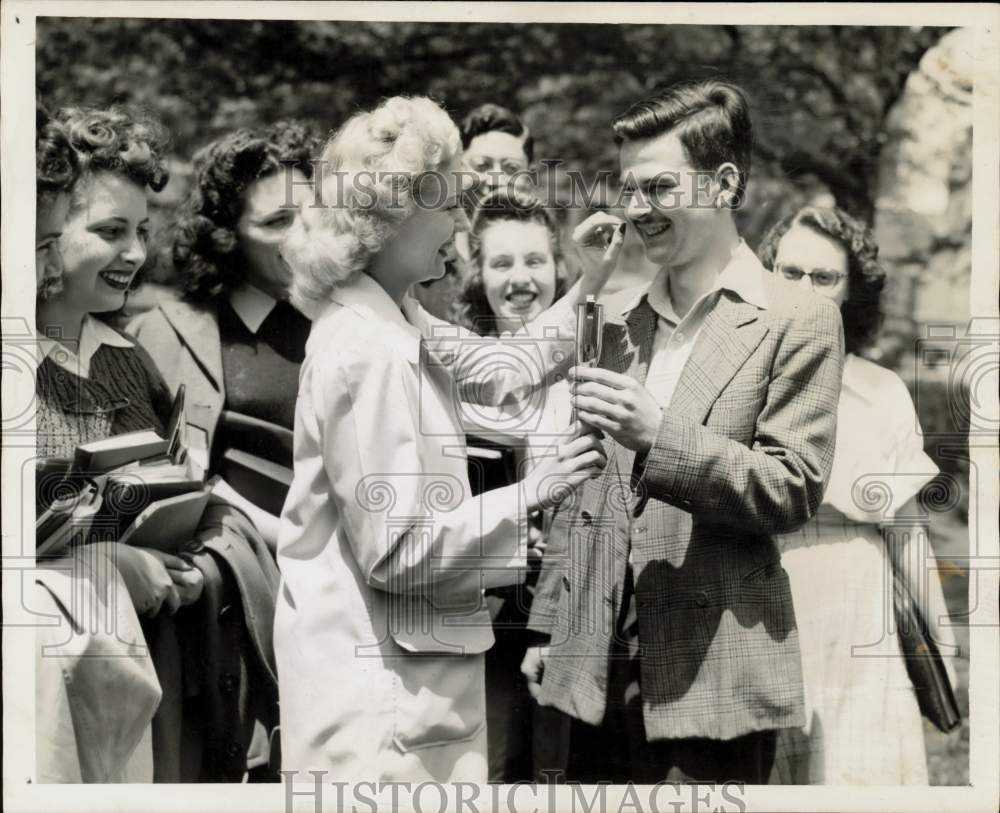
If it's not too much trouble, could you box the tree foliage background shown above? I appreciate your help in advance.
[35,18,972,785]
[38,18,946,227]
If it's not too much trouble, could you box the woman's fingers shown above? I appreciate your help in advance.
[161,584,182,616]
[572,212,625,250]
[602,221,627,263]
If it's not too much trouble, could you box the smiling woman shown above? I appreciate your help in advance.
[33,105,176,785]
[34,107,284,785]
[129,122,320,551]
[274,95,615,782]
[36,106,171,453]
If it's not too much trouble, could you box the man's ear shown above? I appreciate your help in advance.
[715,162,740,208]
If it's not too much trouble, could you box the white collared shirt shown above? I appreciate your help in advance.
[227,283,279,335]
[624,239,769,411]
[37,315,134,379]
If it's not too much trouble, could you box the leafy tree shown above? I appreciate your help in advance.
[36,18,947,264]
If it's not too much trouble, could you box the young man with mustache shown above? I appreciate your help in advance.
[523,79,845,784]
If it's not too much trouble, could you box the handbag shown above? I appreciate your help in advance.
[892,568,961,733]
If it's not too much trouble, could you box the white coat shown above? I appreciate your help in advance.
[274,272,578,782]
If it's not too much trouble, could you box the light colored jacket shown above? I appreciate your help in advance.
[127,298,225,464]
[35,545,161,782]
[275,272,578,782]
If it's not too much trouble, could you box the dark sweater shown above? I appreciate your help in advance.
[216,298,308,433]
[36,340,172,459]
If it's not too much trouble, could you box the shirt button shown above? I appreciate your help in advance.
[219,673,237,693]
[674,332,685,343]
[562,575,571,592]
[580,510,593,526]
[633,526,646,535]
[695,591,710,607]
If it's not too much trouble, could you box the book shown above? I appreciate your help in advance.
[73,429,169,473]
[98,454,206,536]
[116,489,212,553]
[35,457,74,515]
[219,448,293,517]
[36,482,103,558]
[71,386,187,473]
[165,384,186,462]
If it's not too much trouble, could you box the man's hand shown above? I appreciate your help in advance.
[570,365,663,455]
[521,645,550,702]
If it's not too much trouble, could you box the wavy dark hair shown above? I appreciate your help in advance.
[172,121,319,302]
[758,206,886,354]
[613,79,752,207]
[451,188,572,336]
[55,105,170,195]
[459,103,533,164]
[37,103,79,206]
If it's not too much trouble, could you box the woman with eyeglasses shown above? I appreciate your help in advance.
[758,206,958,784]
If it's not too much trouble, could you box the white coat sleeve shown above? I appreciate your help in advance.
[402,282,581,410]
[314,343,528,599]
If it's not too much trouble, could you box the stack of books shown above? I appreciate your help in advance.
[36,386,213,558]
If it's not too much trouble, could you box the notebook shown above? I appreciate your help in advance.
[116,489,212,553]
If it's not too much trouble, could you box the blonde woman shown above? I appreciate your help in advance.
[275,96,623,781]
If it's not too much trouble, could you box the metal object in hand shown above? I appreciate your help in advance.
[575,295,604,367]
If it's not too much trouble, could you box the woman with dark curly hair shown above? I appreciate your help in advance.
[452,188,572,335]
[36,103,79,298]
[34,104,174,783]
[35,106,281,784]
[130,122,319,550]
[758,206,958,784]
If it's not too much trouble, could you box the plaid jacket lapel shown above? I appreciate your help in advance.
[668,292,769,424]
[602,297,657,382]
[599,300,658,514]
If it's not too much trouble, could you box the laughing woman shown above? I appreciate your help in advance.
[33,105,171,783]
[275,96,621,782]
[35,106,276,783]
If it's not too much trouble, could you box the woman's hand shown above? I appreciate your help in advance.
[527,511,547,563]
[521,645,550,702]
[107,544,181,617]
[573,212,627,292]
[151,550,205,607]
[524,430,608,513]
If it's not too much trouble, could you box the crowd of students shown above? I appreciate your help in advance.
[31,79,957,785]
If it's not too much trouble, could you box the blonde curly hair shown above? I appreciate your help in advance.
[288,96,461,313]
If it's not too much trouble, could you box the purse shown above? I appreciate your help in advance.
[893,569,961,733]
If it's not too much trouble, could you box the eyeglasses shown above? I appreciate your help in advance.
[63,395,130,416]
[775,264,847,288]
